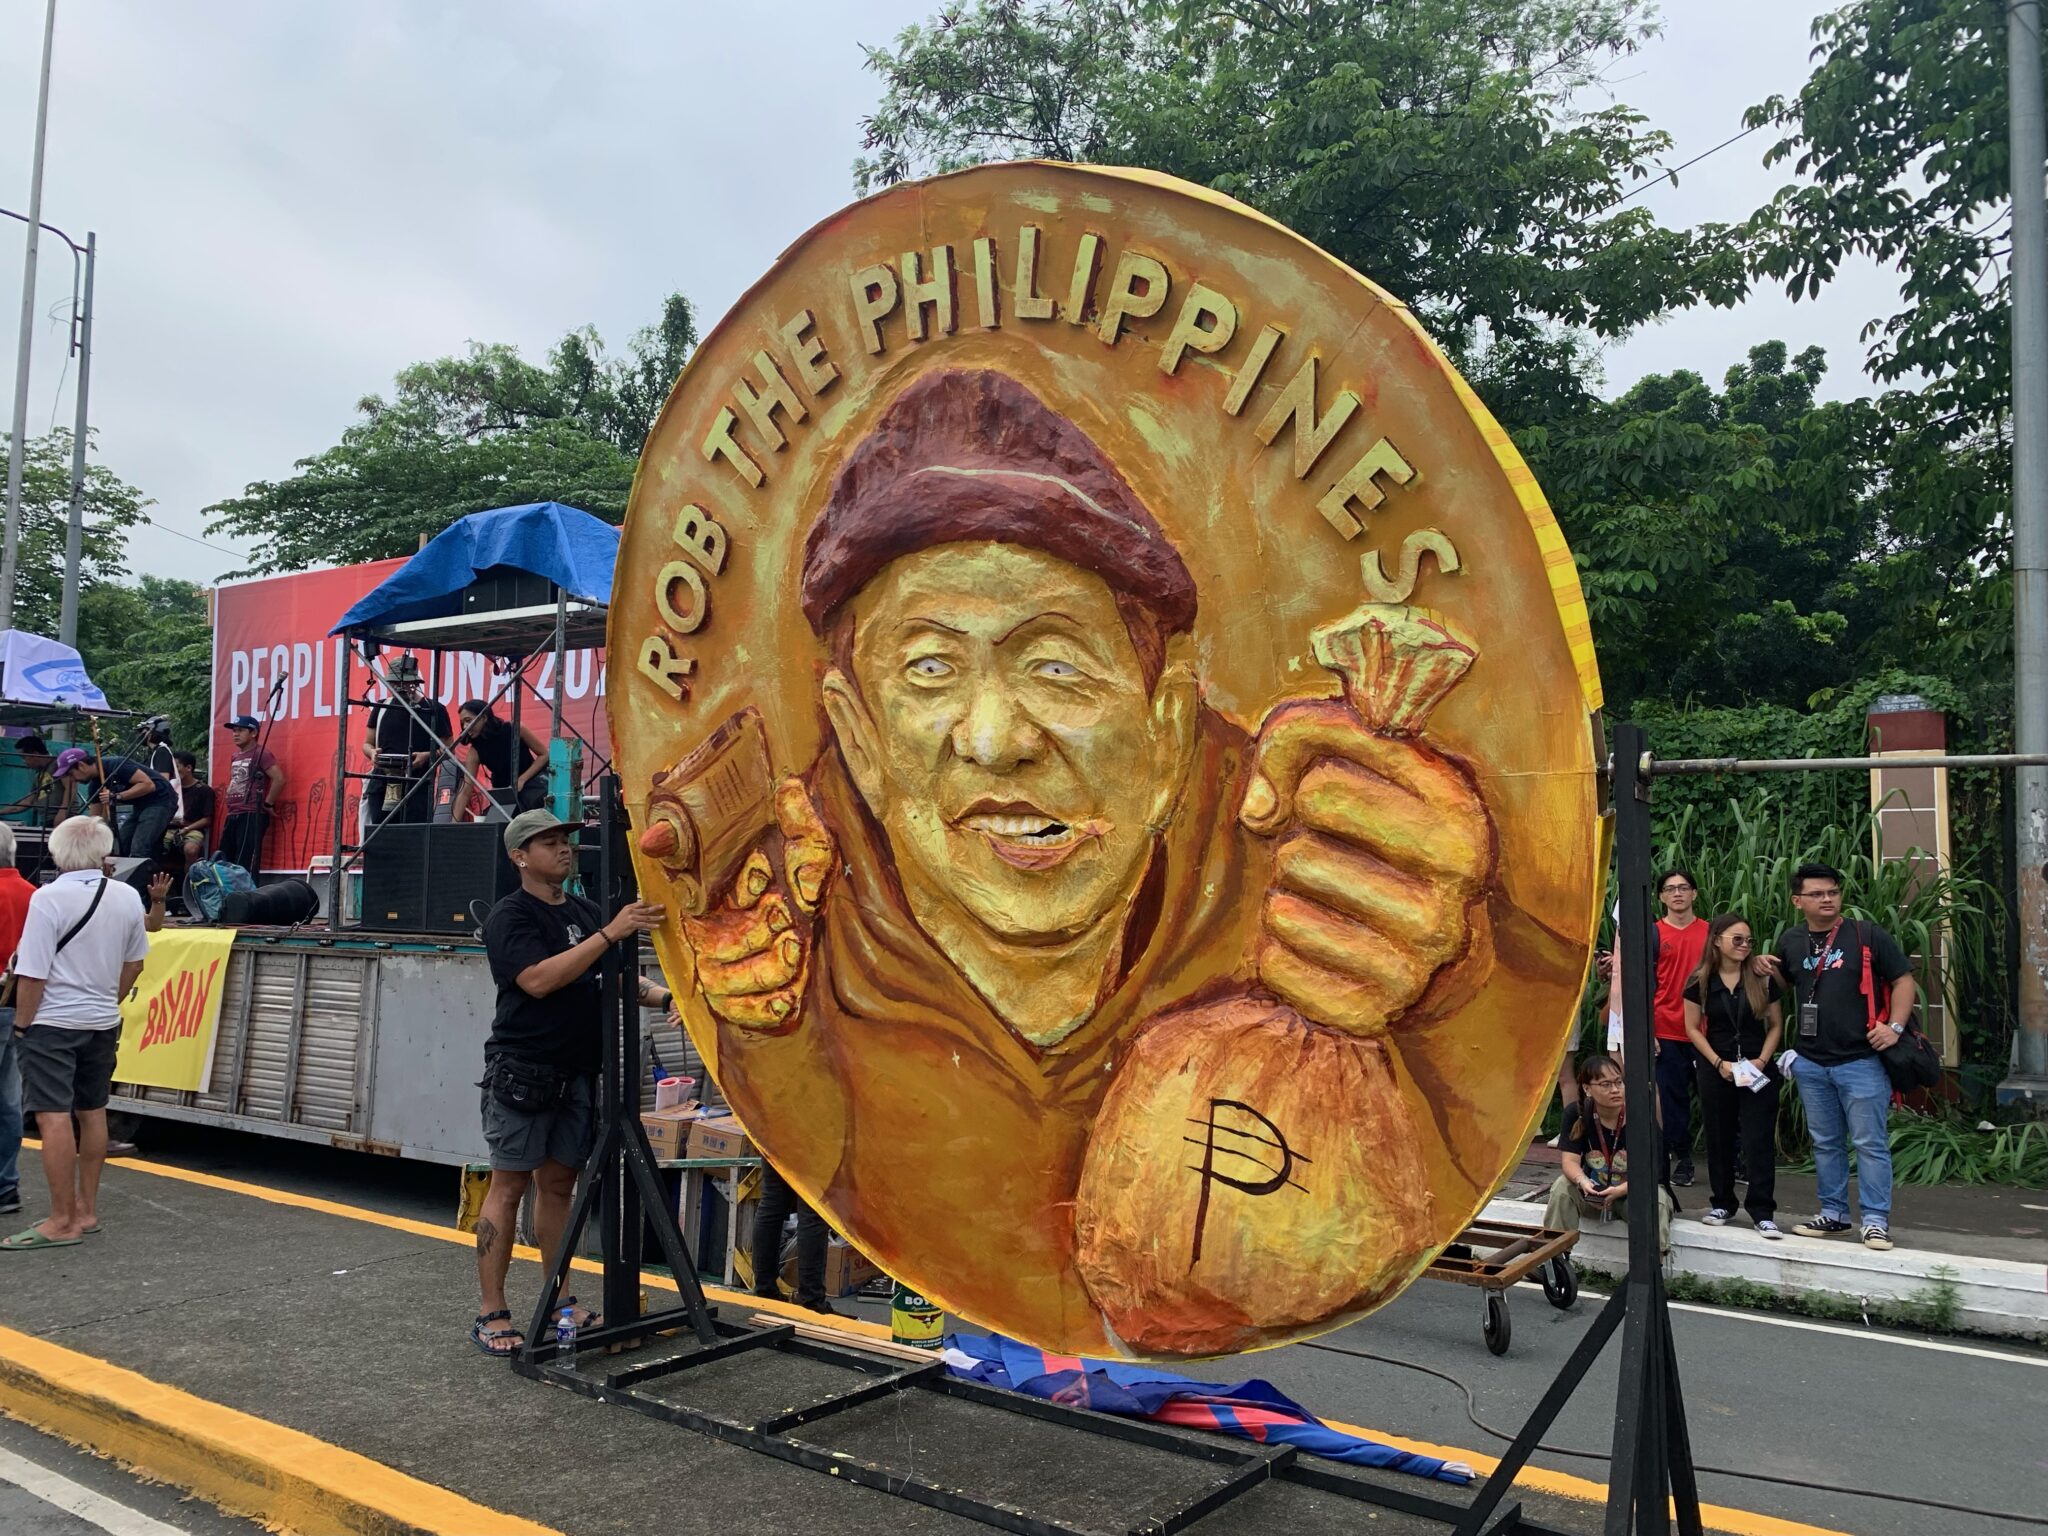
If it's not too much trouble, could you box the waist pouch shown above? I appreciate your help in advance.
[487,1055,563,1113]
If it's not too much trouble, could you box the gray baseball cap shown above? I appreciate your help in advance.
[503,807,579,854]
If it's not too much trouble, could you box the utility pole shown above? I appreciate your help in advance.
[57,229,92,648]
[2007,0,2048,1102]
[0,0,58,634]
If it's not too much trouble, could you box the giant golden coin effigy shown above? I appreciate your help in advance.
[609,163,1603,1359]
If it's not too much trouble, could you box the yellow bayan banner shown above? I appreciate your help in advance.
[113,929,236,1093]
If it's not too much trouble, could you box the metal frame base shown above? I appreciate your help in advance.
[510,758,1697,1534]
[515,1316,1579,1536]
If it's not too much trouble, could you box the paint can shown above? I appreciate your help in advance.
[889,1280,943,1350]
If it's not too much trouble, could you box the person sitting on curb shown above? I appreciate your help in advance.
[3,815,149,1250]
[1543,1053,1673,1255]
[1757,862,1914,1253]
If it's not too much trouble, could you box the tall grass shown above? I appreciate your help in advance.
[1649,790,2006,1009]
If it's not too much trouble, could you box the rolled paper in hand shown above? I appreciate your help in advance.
[1311,603,1477,737]
[1073,995,1434,1356]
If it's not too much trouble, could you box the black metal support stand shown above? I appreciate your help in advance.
[1449,722,1703,1536]
[512,734,1703,1536]
[516,773,719,1359]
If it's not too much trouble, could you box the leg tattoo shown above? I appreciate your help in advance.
[476,1216,500,1258]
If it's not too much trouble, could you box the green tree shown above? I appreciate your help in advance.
[206,294,699,573]
[74,575,213,763]
[0,428,147,638]
[856,0,1747,421]
[1740,0,2029,718]
[1524,341,1885,711]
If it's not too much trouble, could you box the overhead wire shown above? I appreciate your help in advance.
[1602,121,1767,211]
[1298,1334,2048,1528]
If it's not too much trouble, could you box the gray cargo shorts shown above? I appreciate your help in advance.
[479,1070,596,1172]
[18,1024,122,1115]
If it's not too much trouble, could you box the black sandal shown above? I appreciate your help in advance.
[469,1310,524,1357]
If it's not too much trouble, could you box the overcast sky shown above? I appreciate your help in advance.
[0,1,1898,591]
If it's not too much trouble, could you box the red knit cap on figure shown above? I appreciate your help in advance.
[798,369,1198,636]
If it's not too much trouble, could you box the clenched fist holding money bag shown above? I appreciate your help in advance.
[609,163,1601,1357]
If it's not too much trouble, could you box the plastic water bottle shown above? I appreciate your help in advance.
[554,1305,579,1359]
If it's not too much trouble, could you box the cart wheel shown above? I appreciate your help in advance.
[1483,1291,1511,1356]
[1541,1256,1578,1310]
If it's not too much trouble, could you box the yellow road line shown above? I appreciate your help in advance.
[0,1322,560,1536]
[83,1152,1850,1536]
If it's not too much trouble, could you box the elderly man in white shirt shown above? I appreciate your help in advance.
[3,816,149,1250]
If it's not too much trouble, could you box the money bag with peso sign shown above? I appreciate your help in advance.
[608,164,1603,1360]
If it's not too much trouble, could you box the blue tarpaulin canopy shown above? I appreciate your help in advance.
[330,502,618,646]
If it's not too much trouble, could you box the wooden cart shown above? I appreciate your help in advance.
[1424,1217,1580,1355]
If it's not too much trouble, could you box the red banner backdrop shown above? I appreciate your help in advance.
[209,561,610,870]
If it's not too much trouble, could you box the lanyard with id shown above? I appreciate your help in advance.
[1798,920,1843,1041]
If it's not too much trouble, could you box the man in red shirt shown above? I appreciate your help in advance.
[1650,868,1708,1186]
[0,823,35,1215]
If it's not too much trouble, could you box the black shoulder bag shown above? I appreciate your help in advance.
[6,877,107,1033]
[1859,922,1940,1094]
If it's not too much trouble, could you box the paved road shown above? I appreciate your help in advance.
[0,1414,264,1536]
[115,1119,2048,1536]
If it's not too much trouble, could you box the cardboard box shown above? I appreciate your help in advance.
[775,1236,883,1299]
[686,1115,755,1162]
[641,1106,700,1161]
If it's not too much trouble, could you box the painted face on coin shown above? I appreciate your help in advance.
[610,163,1602,1358]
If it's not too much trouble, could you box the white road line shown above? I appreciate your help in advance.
[0,1447,184,1536]
[1534,1282,2048,1367]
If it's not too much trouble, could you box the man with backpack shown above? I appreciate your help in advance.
[1758,862,1917,1252]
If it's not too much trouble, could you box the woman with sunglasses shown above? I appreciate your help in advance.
[1682,913,1784,1237]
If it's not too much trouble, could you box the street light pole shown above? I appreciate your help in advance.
[58,229,93,648]
[0,0,59,634]
[2007,0,2048,1099]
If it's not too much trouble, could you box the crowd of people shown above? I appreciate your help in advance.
[0,708,1939,1314]
[1,687,547,908]
[1546,861,1920,1254]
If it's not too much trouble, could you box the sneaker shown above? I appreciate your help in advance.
[1700,1208,1732,1226]
[802,1297,846,1317]
[0,1196,18,1217]
[1672,1160,1695,1188]
[1755,1219,1782,1240]
[1793,1215,1854,1238]
[1862,1225,1894,1252]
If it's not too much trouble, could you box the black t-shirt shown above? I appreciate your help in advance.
[470,713,534,786]
[1774,921,1911,1066]
[1689,972,1782,1069]
[371,696,451,759]
[101,755,176,808]
[180,783,217,830]
[1559,1103,1633,1188]
[482,888,604,1076]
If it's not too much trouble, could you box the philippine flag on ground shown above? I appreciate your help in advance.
[942,1332,1472,1485]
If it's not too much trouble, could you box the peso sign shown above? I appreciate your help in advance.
[609,164,1603,1358]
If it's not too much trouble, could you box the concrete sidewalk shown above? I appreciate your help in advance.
[1498,1143,2048,1339]
[0,1151,1853,1536]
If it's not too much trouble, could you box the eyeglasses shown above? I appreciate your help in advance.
[1726,935,1753,948]
[1588,1077,1626,1091]
[1660,882,1693,894]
